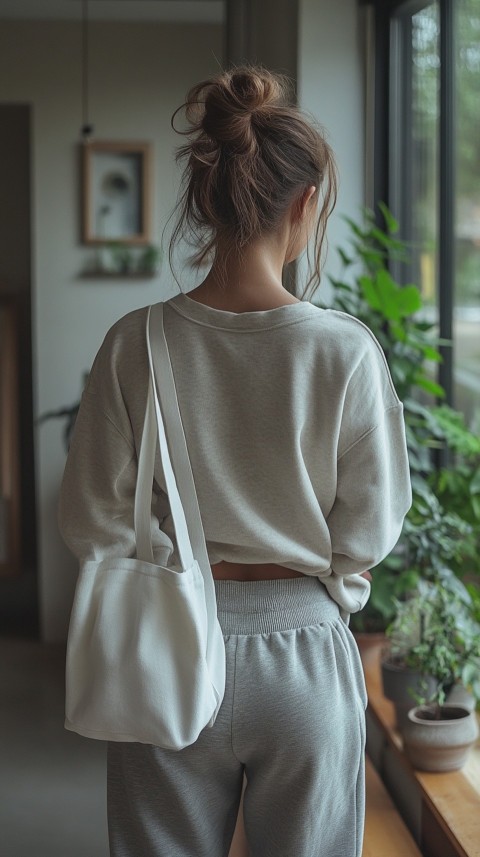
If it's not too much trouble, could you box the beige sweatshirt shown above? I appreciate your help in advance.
[58,292,412,615]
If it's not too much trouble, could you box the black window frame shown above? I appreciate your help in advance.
[365,0,456,404]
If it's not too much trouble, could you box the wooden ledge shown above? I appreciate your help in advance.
[358,638,480,857]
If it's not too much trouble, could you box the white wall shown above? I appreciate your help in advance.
[0,20,223,641]
[0,3,366,642]
[298,0,366,300]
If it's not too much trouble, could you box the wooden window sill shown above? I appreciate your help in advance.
[359,639,480,857]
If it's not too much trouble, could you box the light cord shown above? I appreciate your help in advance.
[81,0,93,138]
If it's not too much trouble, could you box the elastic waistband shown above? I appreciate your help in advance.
[214,577,341,635]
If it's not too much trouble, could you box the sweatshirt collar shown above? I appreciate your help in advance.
[166,291,318,331]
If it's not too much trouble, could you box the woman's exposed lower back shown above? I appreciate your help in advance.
[211,560,305,581]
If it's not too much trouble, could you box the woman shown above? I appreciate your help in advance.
[59,66,411,857]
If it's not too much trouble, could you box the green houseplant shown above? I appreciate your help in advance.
[324,206,480,632]
[380,487,477,730]
[382,566,479,725]
[389,575,480,771]
[428,405,480,620]
[397,576,480,709]
[321,206,480,770]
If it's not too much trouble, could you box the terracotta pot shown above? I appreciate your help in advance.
[354,632,387,670]
[402,704,479,772]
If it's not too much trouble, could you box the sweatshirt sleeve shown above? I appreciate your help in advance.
[321,316,412,614]
[327,403,411,574]
[58,321,175,568]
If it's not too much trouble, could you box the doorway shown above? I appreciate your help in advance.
[0,104,38,637]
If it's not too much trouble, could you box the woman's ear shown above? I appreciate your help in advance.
[292,185,317,224]
[302,185,317,217]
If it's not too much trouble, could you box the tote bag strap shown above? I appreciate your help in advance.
[134,301,222,686]
[135,303,214,582]
[134,306,195,572]
[147,303,219,641]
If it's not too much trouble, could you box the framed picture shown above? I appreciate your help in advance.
[82,141,152,245]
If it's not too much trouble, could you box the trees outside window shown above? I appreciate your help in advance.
[454,0,480,424]
[388,0,480,428]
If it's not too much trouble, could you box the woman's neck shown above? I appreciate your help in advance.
[187,234,300,312]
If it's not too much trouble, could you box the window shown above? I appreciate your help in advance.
[454,0,480,424]
[384,0,480,428]
[391,2,440,321]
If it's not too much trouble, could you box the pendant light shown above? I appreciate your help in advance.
[81,0,94,138]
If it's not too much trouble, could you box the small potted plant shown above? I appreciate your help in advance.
[381,584,437,732]
[396,577,480,772]
[380,478,477,724]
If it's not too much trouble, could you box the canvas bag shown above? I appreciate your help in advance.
[64,302,226,749]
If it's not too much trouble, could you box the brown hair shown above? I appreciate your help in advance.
[169,65,337,299]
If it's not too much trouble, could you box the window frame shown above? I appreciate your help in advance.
[366,0,457,405]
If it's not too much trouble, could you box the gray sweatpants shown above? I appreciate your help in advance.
[107,577,367,857]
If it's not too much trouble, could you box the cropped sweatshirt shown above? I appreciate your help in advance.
[58,292,412,616]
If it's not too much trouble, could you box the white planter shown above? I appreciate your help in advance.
[403,704,479,772]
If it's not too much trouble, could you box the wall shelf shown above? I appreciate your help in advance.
[79,272,158,280]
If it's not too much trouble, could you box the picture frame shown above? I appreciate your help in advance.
[81,141,152,245]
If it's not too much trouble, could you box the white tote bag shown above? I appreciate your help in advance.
[64,302,226,749]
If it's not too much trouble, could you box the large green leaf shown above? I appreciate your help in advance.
[370,270,402,321]
[378,201,399,234]
[415,375,446,398]
[396,285,423,316]
[419,343,442,362]
[329,278,355,292]
[472,496,480,520]
[359,275,381,310]
[337,248,352,267]
[470,469,480,495]
[371,227,406,251]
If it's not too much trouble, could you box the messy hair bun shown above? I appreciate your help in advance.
[197,68,285,154]
[169,65,337,297]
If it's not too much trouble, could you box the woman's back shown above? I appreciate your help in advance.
[59,289,410,616]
